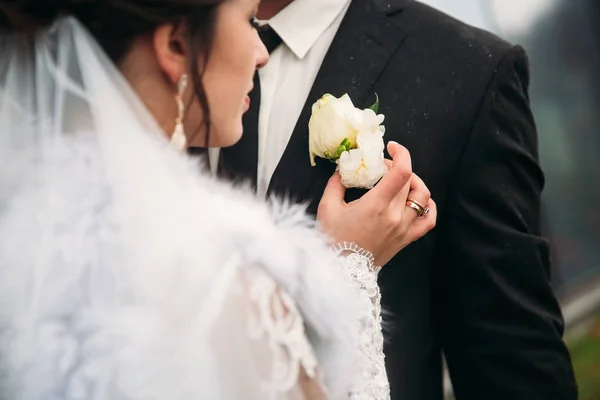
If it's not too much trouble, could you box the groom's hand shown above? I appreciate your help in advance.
[317,141,437,266]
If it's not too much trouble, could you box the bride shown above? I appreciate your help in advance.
[0,0,436,399]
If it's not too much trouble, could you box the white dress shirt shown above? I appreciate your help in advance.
[210,0,351,197]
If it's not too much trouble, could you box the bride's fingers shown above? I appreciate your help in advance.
[408,198,437,240]
[317,173,350,239]
[366,143,412,203]
[319,172,347,211]
[398,173,430,222]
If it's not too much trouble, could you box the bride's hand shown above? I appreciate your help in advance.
[317,141,437,266]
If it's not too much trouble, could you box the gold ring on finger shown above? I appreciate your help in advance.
[406,199,426,217]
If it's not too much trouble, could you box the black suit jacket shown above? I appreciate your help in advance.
[218,0,577,398]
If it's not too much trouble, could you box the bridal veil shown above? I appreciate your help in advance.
[0,17,365,399]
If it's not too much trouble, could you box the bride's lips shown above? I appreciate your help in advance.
[242,86,253,112]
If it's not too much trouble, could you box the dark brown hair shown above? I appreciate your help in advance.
[0,0,225,145]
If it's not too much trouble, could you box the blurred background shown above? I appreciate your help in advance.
[415,0,600,398]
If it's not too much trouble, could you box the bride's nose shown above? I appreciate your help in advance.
[255,36,269,69]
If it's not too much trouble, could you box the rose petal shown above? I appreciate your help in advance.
[338,143,386,189]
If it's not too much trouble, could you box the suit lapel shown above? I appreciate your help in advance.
[267,0,408,200]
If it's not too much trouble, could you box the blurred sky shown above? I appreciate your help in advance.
[419,0,558,37]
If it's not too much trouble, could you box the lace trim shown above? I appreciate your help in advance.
[334,242,390,400]
[332,241,377,270]
[244,268,321,395]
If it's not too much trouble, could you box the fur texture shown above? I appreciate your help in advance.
[0,128,364,399]
[0,18,365,399]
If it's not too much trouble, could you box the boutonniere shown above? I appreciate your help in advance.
[308,93,387,189]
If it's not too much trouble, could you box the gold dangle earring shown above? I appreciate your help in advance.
[170,74,188,152]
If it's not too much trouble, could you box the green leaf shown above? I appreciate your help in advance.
[323,138,354,163]
[368,93,379,114]
[336,138,353,158]
[324,150,338,161]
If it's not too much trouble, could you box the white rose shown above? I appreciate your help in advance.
[308,93,358,166]
[338,130,387,189]
[347,107,385,136]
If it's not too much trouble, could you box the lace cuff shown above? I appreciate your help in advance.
[333,242,390,400]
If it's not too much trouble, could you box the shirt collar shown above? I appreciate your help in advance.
[259,0,350,60]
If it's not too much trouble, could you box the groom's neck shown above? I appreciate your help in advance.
[256,0,293,20]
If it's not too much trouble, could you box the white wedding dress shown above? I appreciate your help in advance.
[0,17,389,399]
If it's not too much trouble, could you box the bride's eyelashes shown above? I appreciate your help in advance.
[250,18,260,30]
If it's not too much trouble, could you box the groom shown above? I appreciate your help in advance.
[211,0,577,398]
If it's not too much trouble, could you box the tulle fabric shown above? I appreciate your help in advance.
[0,17,365,399]
[0,16,226,398]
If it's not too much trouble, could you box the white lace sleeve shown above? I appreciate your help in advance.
[206,264,329,400]
[333,242,390,400]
